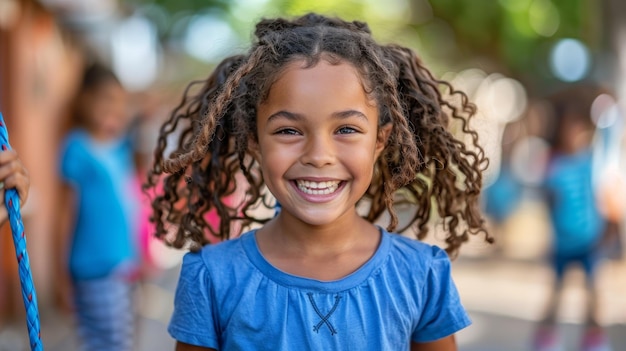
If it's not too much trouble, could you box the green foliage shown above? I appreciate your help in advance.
[137,0,230,14]
[129,0,600,91]
[425,0,597,92]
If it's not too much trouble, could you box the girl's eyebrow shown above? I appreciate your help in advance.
[333,109,369,121]
[267,110,303,122]
[267,109,369,123]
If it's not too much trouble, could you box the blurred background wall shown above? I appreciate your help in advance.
[0,0,82,322]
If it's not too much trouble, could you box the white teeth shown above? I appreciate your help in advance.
[296,180,340,195]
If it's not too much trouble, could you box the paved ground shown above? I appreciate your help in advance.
[459,311,626,351]
[454,258,626,351]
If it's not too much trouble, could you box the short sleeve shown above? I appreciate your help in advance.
[168,252,219,348]
[59,133,86,183]
[411,247,471,343]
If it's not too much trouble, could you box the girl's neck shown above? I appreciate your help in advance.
[255,211,382,281]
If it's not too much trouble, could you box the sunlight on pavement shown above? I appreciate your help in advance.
[136,282,175,324]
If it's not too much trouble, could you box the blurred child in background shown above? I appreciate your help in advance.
[533,84,616,351]
[56,62,140,351]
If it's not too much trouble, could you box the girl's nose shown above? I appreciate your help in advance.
[300,134,336,168]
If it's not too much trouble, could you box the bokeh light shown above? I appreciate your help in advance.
[183,14,240,63]
[111,15,160,91]
[549,38,591,82]
[477,74,528,124]
[591,93,620,129]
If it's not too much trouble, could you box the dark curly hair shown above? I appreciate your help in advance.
[145,13,491,257]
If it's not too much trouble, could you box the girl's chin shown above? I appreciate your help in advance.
[276,207,356,228]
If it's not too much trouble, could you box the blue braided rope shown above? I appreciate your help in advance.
[0,113,43,351]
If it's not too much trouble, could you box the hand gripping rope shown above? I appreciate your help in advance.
[0,113,43,350]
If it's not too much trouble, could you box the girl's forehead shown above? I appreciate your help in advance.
[257,58,379,122]
[266,58,371,97]
[270,61,363,97]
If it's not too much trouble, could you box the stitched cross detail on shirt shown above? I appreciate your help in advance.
[307,293,341,336]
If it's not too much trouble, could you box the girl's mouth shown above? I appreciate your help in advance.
[295,180,341,195]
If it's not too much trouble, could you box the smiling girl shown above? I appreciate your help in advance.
[146,13,490,351]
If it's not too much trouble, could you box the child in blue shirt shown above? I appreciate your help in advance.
[533,85,615,351]
[57,63,140,351]
[146,13,491,351]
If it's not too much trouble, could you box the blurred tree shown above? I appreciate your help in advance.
[128,0,610,95]
[134,0,230,15]
[426,0,601,94]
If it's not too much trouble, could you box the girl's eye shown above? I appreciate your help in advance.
[337,126,357,134]
[275,128,300,135]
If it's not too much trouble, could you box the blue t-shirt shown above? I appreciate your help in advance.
[168,229,471,350]
[544,149,605,256]
[59,129,139,280]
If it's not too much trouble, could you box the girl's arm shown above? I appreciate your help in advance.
[175,342,216,351]
[411,335,457,351]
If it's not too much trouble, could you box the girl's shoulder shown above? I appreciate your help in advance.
[201,232,248,256]
[179,232,252,276]
[385,231,449,262]
[378,230,453,279]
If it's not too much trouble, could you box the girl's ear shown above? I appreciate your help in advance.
[375,123,392,158]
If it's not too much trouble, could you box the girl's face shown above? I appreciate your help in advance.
[255,59,391,228]
[84,81,129,140]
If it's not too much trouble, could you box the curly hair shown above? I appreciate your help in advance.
[145,13,491,256]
